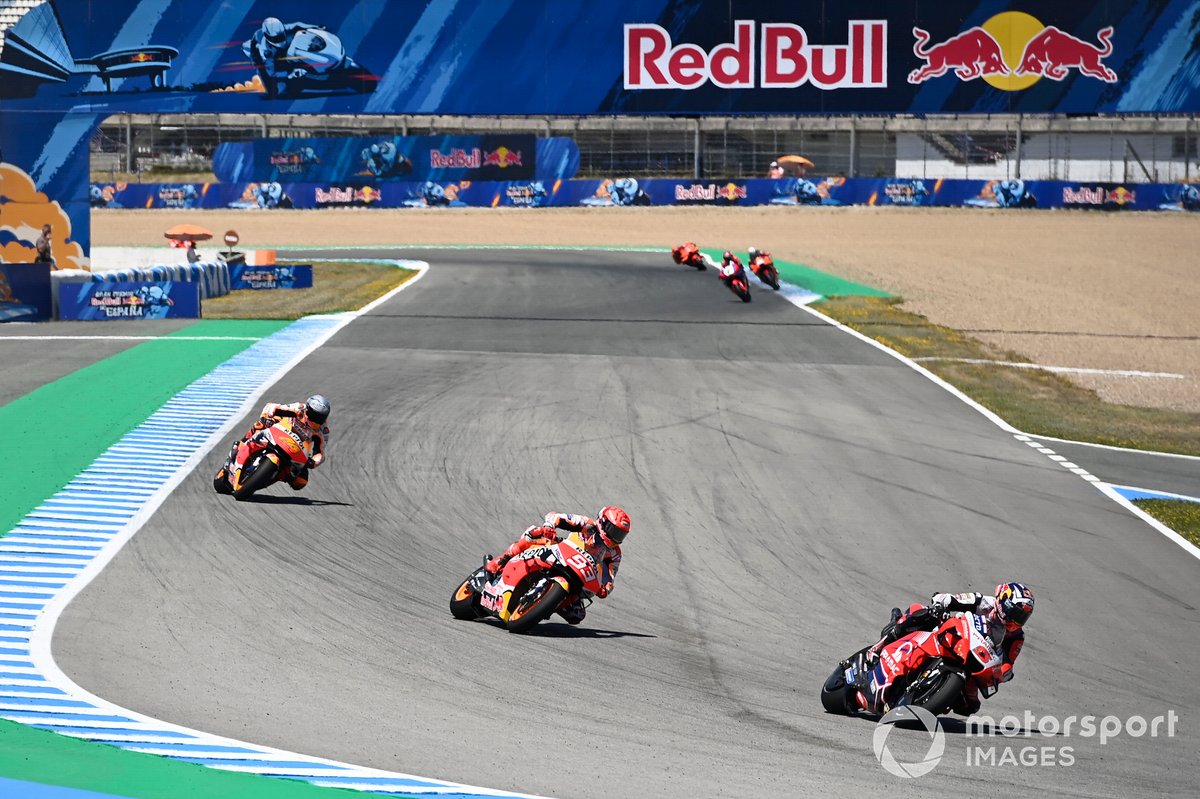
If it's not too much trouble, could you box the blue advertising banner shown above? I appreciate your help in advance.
[91,178,1200,212]
[229,264,313,290]
[0,263,53,322]
[58,281,201,321]
[212,135,579,183]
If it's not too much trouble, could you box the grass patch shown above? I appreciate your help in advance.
[203,261,416,320]
[1133,500,1200,547]
[816,295,1200,456]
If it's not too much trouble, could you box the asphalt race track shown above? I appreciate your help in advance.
[56,249,1199,798]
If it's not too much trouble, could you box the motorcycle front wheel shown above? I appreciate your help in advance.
[897,659,966,716]
[232,456,277,501]
[505,579,566,634]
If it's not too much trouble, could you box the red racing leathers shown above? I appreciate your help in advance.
[485,513,622,624]
[877,592,1025,715]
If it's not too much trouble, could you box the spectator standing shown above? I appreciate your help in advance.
[34,224,54,266]
[186,240,201,264]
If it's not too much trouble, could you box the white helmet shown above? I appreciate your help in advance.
[263,17,286,45]
[748,246,760,259]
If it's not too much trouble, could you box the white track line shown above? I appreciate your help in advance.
[911,357,1185,379]
[8,261,550,798]
[783,297,1200,563]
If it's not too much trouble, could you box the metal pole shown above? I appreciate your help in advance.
[693,118,702,179]
[848,119,857,177]
[124,114,133,175]
[1014,114,1022,179]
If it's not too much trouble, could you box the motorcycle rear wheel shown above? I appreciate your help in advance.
[449,575,482,620]
[505,580,566,634]
[232,457,277,501]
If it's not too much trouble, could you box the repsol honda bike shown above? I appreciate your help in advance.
[720,266,753,303]
[450,537,605,633]
[821,609,1002,718]
[213,416,313,501]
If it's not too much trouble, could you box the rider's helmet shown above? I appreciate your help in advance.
[993,582,1034,630]
[596,506,631,547]
[748,246,760,260]
[303,394,331,426]
[671,244,683,264]
[723,250,735,263]
[262,17,286,46]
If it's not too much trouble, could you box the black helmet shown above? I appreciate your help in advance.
[304,394,330,425]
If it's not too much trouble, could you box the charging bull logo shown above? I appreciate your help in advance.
[908,11,1117,89]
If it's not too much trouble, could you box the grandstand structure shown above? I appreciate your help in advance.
[93,112,1199,184]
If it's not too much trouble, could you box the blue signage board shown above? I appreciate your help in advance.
[58,281,201,320]
[0,263,53,322]
[229,264,313,290]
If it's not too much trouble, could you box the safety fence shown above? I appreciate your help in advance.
[90,178,1200,212]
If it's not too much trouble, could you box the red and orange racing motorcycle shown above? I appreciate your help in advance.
[820,609,1003,718]
[450,537,605,633]
[750,254,781,290]
[212,416,313,501]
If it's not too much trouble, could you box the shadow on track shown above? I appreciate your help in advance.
[242,495,355,508]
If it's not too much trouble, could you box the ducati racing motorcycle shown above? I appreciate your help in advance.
[212,416,313,501]
[450,537,605,633]
[750,255,781,290]
[821,608,1003,718]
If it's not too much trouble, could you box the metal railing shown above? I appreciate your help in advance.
[91,113,1199,184]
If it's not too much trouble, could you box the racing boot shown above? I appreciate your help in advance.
[557,597,586,625]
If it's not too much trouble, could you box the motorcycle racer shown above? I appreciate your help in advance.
[718,250,747,284]
[216,395,331,491]
[872,582,1034,715]
[747,246,774,278]
[671,241,713,270]
[484,507,630,625]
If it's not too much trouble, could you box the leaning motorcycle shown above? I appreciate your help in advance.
[213,417,312,501]
[751,257,781,290]
[721,270,753,303]
[820,610,1002,718]
[450,538,605,633]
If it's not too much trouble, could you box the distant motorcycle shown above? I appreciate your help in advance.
[750,254,780,290]
[720,267,752,303]
[213,417,313,500]
[450,538,605,633]
[821,609,1002,718]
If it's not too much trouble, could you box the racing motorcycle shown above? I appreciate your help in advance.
[721,269,753,303]
[750,256,781,290]
[820,609,1002,718]
[450,537,605,633]
[212,417,313,501]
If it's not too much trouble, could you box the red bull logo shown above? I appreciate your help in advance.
[482,147,523,168]
[908,11,1117,89]
[625,20,887,90]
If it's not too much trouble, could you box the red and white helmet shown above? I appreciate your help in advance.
[596,506,631,547]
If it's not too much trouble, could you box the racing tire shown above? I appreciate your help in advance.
[450,575,483,620]
[820,665,857,715]
[232,457,277,501]
[213,470,233,495]
[898,659,967,716]
[505,580,566,634]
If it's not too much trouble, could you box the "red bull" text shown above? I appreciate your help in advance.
[625,20,887,90]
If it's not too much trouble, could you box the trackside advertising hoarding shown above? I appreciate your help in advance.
[58,281,201,320]
[2,1,1198,258]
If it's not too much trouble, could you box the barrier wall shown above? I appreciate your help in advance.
[90,179,1200,212]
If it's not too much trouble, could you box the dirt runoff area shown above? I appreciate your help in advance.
[93,207,1200,412]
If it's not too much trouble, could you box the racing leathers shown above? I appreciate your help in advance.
[874,592,1025,715]
[485,513,622,624]
[718,253,747,285]
[222,402,328,490]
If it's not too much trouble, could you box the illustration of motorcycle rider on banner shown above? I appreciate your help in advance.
[243,17,376,98]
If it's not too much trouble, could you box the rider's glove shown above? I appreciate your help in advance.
[596,581,613,599]
[305,457,318,470]
[288,68,307,79]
